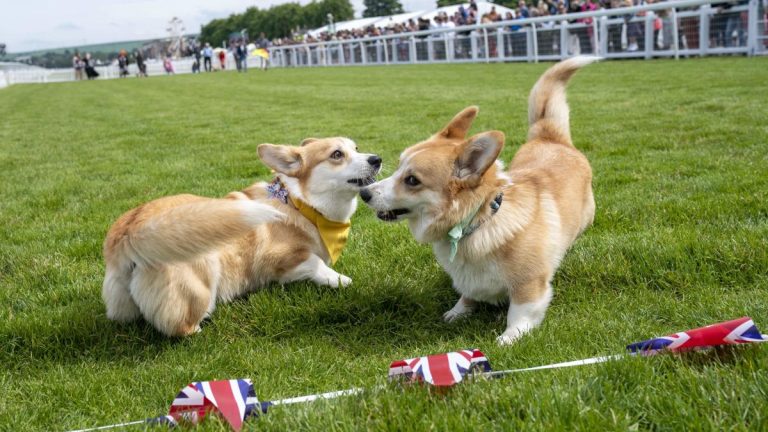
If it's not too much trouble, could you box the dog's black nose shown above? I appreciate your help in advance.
[360,188,372,203]
[367,155,382,168]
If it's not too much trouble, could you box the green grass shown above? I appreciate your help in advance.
[1,58,767,431]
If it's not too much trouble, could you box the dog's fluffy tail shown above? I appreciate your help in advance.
[527,56,600,146]
[110,199,283,266]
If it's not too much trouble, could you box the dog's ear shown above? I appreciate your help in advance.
[454,131,504,185]
[300,138,319,147]
[258,144,302,176]
[434,106,479,140]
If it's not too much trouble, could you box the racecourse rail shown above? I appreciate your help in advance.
[1,0,766,87]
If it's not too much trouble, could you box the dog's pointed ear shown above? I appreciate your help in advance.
[300,138,319,147]
[455,131,504,185]
[434,106,479,140]
[258,144,302,176]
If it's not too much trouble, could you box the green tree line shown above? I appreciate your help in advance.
[199,0,354,45]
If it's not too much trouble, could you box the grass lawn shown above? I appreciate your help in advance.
[1,57,767,431]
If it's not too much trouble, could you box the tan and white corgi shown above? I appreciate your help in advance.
[102,137,381,337]
[360,57,598,345]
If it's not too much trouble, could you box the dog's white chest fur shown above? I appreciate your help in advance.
[433,241,508,304]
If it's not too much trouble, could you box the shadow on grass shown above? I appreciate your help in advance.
[1,277,507,369]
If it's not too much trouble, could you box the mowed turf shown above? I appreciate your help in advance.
[1,58,767,431]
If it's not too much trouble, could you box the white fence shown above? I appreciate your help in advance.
[1,0,765,87]
[271,0,766,67]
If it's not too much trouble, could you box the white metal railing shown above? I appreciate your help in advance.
[270,0,765,67]
[1,0,764,87]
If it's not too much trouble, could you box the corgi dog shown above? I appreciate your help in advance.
[102,137,381,337]
[360,57,597,345]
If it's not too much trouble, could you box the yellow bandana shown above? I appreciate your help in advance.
[289,196,350,265]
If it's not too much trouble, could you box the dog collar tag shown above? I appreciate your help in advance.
[447,225,464,262]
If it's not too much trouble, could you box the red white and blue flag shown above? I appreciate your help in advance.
[626,316,768,355]
[388,349,492,387]
[163,379,265,431]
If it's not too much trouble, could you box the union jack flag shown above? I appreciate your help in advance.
[388,349,492,387]
[161,379,267,431]
[626,317,768,355]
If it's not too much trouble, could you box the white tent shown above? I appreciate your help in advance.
[306,2,515,36]
[417,1,515,23]
[308,16,382,36]
[371,11,426,28]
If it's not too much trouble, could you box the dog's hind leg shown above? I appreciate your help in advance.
[103,261,141,322]
[498,277,553,346]
[130,264,212,337]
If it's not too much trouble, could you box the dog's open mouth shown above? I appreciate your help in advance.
[376,208,410,221]
[347,176,377,187]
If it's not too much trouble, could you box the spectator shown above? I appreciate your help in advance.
[218,47,226,70]
[581,0,598,54]
[73,53,84,81]
[256,32,270,71]
[568,0,587,54]
[134,50,147,77]
[232,42,242,71]
[519,0,530,18]
[203,43,213,72]
[117,49,129,78]
[622,0,644,52]
[84,53,99,80]
[163,56,174,74]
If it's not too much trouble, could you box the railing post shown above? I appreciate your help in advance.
[392,38,399,62]
[747,0,759,55]
[360,42,366,65]
[383,38,390,64]
[427,37,434,61]
[700,4,710,56]
[600,16,609,55]
[532,25,539,62]
[291,48,297,67]
[644,11,655,59]
[497,27,505,59]
[376,40,382,63]
[471,31,478,61]
[443,32,453,63]
[561,21,569,59]
[482,28,490,62]
[593,15,601,56]
[410,36,417,63]
[671,8,680,59]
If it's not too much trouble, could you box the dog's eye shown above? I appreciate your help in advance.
[404,175,421,187]
[330,150,344,160]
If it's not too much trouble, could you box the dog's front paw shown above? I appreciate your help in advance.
[443,307,468,323]
[496,323,532,346]
[337,274,352,287]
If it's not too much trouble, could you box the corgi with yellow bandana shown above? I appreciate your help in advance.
[102,137,381,337]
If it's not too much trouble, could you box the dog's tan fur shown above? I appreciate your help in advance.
[362,57,598,344]
[103,137,380,337]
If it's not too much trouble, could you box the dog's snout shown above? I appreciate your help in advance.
[360,188,372,203]
[367,155,382,169]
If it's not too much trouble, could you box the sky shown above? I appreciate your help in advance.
[0,0,438,53]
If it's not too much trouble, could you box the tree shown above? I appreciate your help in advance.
[199,0,354,42]
[436,0,463,6]
[362,0,404,18]
[0,43,6,57]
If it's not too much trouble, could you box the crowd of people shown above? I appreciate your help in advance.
[71,32,273,79]
[268,0,750,55]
